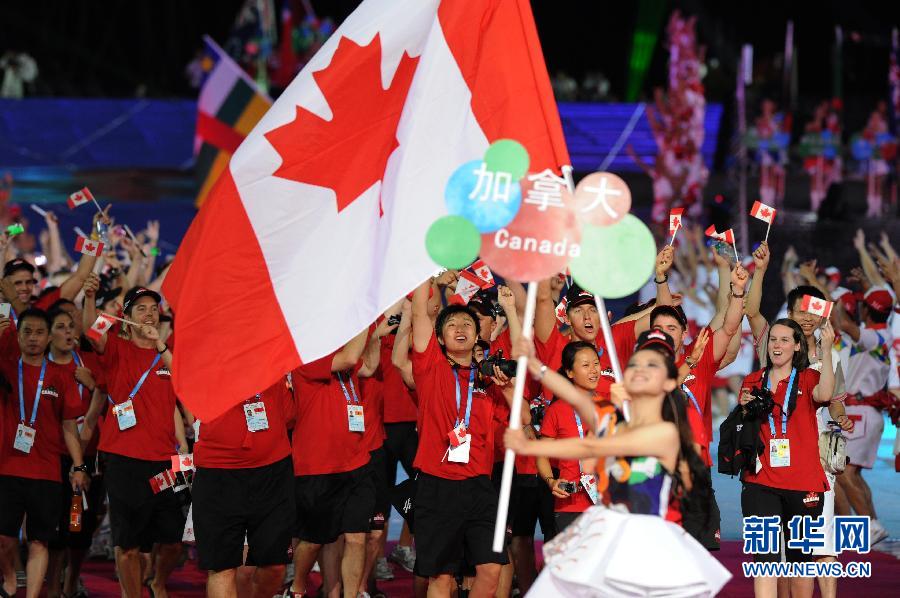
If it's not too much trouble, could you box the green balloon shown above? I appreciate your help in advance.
[569,214,656,299]
[484,139,529,180]
[426,216,481,269]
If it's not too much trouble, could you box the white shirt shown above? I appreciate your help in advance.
[839,324,893,397]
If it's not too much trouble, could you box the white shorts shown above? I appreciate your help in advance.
[811,471,836,557]
[843,405,885,469]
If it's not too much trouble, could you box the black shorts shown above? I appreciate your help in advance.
[554,511,582,534]
[369,448,390,531]
[193,456,295,571]
[0,475,62,544]
[682,484,722,551]
[741,482,825,563]
[51,457,106,550]
[413,474,509,577]
[511,474,556,540]
[102,452,187,550]
[294,463,375,545]
[490,461,516,539]
[383,421,418,481]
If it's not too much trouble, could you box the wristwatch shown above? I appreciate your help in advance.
[72,464,88,474]
[730,283,746,299]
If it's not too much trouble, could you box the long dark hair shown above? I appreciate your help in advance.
[633,346,712,515]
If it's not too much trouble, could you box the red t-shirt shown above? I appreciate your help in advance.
[290,353,370,476]
[741,368,829,492]
[97,335,179,462]
[539,399,594,513]
[51,350,105,455]
[360,371,386,452]
[534,320,637,401]
[194,378,293,469]
[411,333,503,480]
[677,328,716,467]
[0,359,82,482]
[380,335,417,423]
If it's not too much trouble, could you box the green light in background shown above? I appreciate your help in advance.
[626,0,666,101]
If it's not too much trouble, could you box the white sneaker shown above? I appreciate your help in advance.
[388,545,416,573]
[374,557,394,581]
[870,519,889,546]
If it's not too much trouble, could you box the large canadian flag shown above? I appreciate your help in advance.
[163,0,569,420]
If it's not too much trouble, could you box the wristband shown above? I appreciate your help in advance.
[72,464,88,474]
[730,283,746,298]
[654,274,669,284]
[157,344,168,354]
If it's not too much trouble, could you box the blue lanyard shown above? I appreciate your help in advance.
[337,372,359,404]
[109,353,160,405]
[18,358,48,426]
[681,383,703,418]
[767,368,796,438]
[574,410,586,473]
[10,308,17,327]
[49,350,84,399]
[454,367,475,429]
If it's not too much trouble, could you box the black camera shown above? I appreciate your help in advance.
[387,314,401,327]
[744,387,776,420]
[478,349,517,378]
[558,480,578,494]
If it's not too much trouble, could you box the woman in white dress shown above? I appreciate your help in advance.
[505,330,731,597]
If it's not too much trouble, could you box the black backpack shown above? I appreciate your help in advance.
[718,404,763,476]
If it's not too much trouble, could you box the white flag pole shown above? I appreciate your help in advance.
[491,280,538,553]
[764,220,772,244]
[669,223,680,247]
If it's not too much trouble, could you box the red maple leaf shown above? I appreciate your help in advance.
[183,457,192,466]
[84,243,95,252]
[760,208,771,218]
[811,301,822,310]
[264,35,420,214]
[671,217,680,227]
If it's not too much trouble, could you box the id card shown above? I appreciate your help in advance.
[114,400,137,431]
[769,438,791,467]
[347,404,365,432]
[13,423,35,453]
[448,439,471,463]
[243,401,269,432]
[580,474,599,504]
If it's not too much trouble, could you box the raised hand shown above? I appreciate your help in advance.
[497,285,515,313]
[655,245,675,277]
[82,273,100,299]
[752,241,770,271]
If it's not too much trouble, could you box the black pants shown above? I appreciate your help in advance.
[741,482,825,563]
[383,421,418,486]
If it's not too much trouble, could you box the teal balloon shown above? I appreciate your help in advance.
[569,214,656,299]
[425,216,481,269]
[484,139,530,180]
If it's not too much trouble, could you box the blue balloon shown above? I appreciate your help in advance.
[823,144,837,159]
[444,160,522,233]
[851,138,871,161]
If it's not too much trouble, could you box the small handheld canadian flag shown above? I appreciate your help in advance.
[705,225,738,260]
[469,259,495,288]
[669,208,684,244]
[453,271,483,305]
[67,187,94,210]
[800,294,834,318]
[750,200,777,242]
[149,469,176,494]
[555,297,568,323]
[74,236,104,257]
[86,314,116,341]
[750,200,776,224]
[171,453,195,472]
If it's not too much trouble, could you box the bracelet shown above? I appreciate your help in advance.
[545,476,555,486]
[654,274,669,284]
[685,357,697,369]
[730,283,746,298]
[72,464,88,474]
[157,344,168,354]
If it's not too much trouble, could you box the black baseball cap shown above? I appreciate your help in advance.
[635,329,676,358]
[3,258,35,278]
[123,286,161,314]
[95,286,123,309]
[565,285,595,310]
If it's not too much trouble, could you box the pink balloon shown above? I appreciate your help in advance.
[572,172,632,227]
[480,176,582,282]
